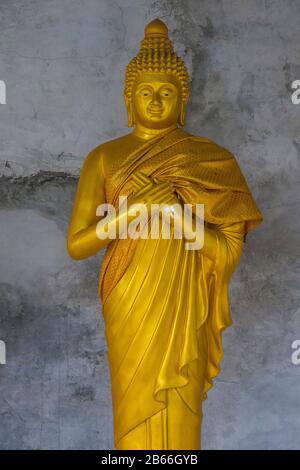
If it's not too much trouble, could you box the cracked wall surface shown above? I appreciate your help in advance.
[0,0,300,449]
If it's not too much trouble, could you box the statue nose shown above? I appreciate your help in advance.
[150,92,162,105]
[149,99,163,111]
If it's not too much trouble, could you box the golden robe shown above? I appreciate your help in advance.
[98,127,263,450]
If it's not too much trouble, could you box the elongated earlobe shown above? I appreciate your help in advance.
[126,101,135,127]
[178,103,186,127]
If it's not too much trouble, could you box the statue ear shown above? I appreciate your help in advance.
[178,87,190,126]
[124,95,135,127]
[178,102,186,127]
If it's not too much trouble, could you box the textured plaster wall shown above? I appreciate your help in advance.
[0,0,300,449]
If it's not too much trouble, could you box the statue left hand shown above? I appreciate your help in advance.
[132,171,180,210]
[132,172,199,242]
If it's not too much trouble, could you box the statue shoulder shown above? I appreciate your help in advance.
[80,144,105,177]
[187,134,236,161]
[83,133,131,176]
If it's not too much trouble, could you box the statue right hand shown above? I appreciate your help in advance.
[128,178,175,209]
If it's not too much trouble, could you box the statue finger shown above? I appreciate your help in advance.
[135,170,150,180]
[134,171,152,185]
[132,173,153,191]
[146,185,173,203]
[133,182,155,201]
[132,179,143,190]
[132,184,141,193]
[145,182,171,198]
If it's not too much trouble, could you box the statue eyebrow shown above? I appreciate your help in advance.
[160,84,176,89]
[136,82,177,89]
[136,83,153,87]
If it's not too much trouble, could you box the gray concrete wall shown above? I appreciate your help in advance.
[0,0,299,449]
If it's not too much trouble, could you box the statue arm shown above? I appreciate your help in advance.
[67,148,109,260]
[200,222,219,262]
[170,206,244,265]
[67,149,138,260]
[178,210,219,262]
[212,221,245,275]
[184,213,244,267]
[67,151,174,260]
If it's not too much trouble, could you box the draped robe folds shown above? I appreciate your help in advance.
[98,127,263,450]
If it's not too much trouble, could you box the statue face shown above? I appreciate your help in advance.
[131,72,183,129]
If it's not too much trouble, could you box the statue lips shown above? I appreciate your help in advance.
[147,106,164,117]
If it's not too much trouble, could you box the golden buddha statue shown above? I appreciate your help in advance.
[67,18,263,450]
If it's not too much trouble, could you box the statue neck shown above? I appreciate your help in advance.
[132,123,179,141]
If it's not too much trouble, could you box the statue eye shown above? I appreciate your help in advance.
[140,89,152,97]
[161,89,172,97]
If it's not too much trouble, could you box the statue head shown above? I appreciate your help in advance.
[124,19,190,130]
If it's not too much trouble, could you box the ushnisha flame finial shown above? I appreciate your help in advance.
[144,18,169,38]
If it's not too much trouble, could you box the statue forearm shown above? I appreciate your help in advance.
[167,206,218,262]
[201,224,218,262]
[181,213,218,262]
[67,206,139,260]
[67,221,108,260]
